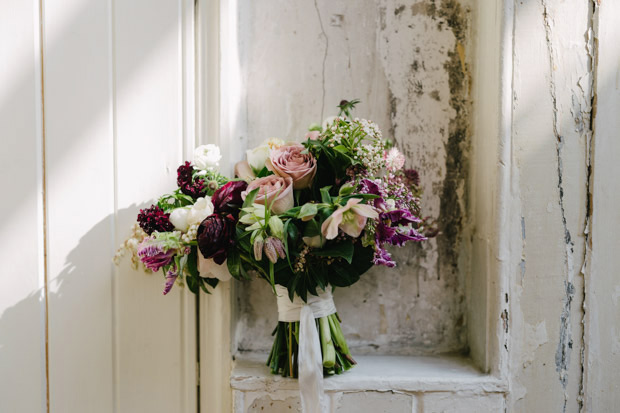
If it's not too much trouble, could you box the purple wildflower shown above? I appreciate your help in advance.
[137,205,175,235]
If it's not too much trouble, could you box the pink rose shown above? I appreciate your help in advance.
[242,175,294,214]
[267,143,317,189]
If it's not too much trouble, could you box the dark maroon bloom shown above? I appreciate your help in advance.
[177,161,206,199]
[403,168,420,187]
[137,205,175,235]
[197,214,235,264]
[211,180,248,217]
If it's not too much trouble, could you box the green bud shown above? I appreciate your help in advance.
[298,203,318,221]
[268,215,285,239]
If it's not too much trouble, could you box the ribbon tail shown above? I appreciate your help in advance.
[298,305,324,413]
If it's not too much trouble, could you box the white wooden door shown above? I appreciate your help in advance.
[1,0,198,411]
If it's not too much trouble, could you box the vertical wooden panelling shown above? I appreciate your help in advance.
[43,0,115,410]
[114,0,196,411]
[0,0,46,411]
[585,2,620,410]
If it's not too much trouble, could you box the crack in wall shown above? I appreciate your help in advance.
[313,0,328,121]
[541,2,577,408]
[578,2,598,411]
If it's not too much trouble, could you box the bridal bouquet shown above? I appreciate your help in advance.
[224,100,432,382]
[116,101,433,404]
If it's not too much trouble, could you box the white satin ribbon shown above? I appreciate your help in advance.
[275,285,336,413]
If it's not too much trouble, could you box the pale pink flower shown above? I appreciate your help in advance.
[241,175,294,214]
[384,147,405,170]
[267,143,317,189]
[321,198,379,239]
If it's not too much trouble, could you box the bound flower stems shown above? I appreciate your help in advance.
[266,313,356,378]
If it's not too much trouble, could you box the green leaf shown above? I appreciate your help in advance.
[186,274,199,294]
[241,188,260,210]
[312,242,354,264]
[255,166,271,178]
[303,219,322,238]
[320,186,332,204]
[187,247,199,278]
[227,248,242,280]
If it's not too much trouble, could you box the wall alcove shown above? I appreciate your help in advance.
[197,0,510,411]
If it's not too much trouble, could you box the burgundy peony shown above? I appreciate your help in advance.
[137,205,175,235]
[197,214,235,265]
[177,161,206,199]
[211,180,248,217]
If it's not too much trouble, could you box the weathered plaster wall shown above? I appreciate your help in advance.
[233,0,474,356]
[507,1,593,411]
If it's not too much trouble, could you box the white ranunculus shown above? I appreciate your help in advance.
[187,197,214,227]
[169,207,190,232]
[322,115,338,131]
[193,144,221,171]
[246,144,270,170]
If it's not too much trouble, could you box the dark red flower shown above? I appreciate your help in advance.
[403,168,420,187]
[177,161,206,199]
[137,205,175,235]
[211,180,248,218]
[197,214,235,264]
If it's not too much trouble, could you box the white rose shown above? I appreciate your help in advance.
[187,197,214,227]
[193,144,221,171]
[169,207,190,232]
[322,116,338,131]
[246,144,270,170]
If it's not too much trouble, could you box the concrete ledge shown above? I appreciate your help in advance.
[231,353,508,394]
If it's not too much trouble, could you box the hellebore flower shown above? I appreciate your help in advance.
[197,214,235,265]
[137,205,175,235]
[321,198,378,240]
[211,180,248,217]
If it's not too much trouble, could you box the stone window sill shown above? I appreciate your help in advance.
[230,352,508,394]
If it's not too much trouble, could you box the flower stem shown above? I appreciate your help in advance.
[288,322,293,377]
[319,317,335,368]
